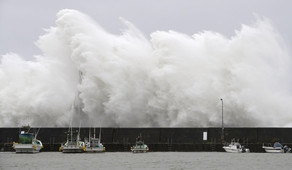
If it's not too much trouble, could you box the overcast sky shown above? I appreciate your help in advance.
[1,0,291,60]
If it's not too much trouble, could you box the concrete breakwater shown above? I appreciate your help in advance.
[1,128,292,152]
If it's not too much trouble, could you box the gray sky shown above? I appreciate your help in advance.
[1,0,291,60]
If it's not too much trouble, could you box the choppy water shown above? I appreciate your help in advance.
[1,152,292,170]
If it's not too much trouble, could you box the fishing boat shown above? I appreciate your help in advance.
[12,126,43,153]
[223,139,250,153]
[84,128,105,153]
[262,142,291,153]
[60,70,86,153]
[59,127,85,153]
[131,134,149,153]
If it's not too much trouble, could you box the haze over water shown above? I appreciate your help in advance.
[0,9,291,127]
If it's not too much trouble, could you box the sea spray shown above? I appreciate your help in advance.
[0,9,291,127]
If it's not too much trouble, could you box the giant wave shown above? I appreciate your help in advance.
[0,9,291,127]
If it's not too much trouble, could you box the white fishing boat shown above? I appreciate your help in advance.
[59,126,85,153]
[84,128,105,153]
[223,139,250,153]
[131,134,149,153]
[262,142,291,153]
[12,126,43,153]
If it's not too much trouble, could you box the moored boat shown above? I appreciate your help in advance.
[84,128,105,153]
[223,139,250,153]
[131,134,149,153]
[262,142,291,153]
[12,126,43,153]
[59,127,85,153]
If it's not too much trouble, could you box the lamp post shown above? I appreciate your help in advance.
[220,98,224,142]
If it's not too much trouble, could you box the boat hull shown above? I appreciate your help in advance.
[62,145,84,153]
[13,144,42,153]
[223,147,250,153]
[131,149,148,153]
[62,148,83,153]
[262,146,283,153]
[223,147,242,153]
[84,147,105,153]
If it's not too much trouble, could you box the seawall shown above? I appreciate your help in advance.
[1,127,292,152]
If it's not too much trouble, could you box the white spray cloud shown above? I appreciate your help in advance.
[0,9,291,127]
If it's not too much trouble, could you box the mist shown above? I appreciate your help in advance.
[0,9,291,127]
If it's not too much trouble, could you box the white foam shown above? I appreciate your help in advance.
[0,9,291,127]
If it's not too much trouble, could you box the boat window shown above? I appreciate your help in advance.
[274,142,283,148]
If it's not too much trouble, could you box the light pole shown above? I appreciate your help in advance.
[220,98,224,142]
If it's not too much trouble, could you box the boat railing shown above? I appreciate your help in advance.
[262,143,272,147]
[229,138,240,145]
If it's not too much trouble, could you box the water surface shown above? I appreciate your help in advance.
[1,152,292,170]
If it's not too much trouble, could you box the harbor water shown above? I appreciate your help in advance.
[1,152,292,170]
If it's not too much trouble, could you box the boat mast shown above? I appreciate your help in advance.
[89,128,91,143]
[220,98,224,142]
[77,121,81,145]
[75,71,82,145]
[98,127,101,145]
[94,128,96,138]
[35,128,41,140]
[70,121,73,145]
[27,125,31,133]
